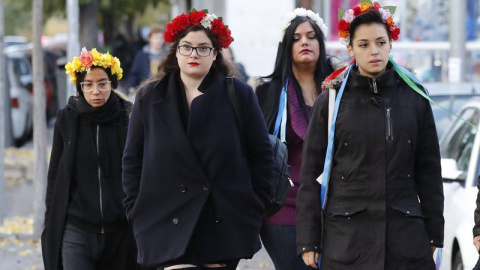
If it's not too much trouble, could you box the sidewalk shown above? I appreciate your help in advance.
[0,146,274,270]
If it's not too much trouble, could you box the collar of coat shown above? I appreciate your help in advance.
[323,61,407,94]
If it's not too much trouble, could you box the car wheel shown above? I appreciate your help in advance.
[453,250,464,270]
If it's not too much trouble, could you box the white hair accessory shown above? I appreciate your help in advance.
[279,8,328,42]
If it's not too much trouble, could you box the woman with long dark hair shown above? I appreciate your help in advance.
[122,9,274,270]
[252,8,343,270]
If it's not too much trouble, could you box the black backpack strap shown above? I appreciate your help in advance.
[226,76,245,150]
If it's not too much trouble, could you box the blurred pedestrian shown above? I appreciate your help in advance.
[128,25,169,90]
[251,8,343,270]
[222,47,249,82]
[122,9,274,270]
[41,48,137,270]
[473,176,480,270]
[296,2,444,269]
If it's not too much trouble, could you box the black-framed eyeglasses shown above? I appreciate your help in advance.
[80,81,112,93]
[177,45,214,57]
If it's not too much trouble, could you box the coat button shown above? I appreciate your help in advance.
[215,216,222,223]
[179,185,187,193]
[407,174,411,178]
[172,218,179,225]
[203,185,209,191]
[344,142,348,146]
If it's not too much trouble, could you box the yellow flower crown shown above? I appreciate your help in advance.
[65,47,123,85]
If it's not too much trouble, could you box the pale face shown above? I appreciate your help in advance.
[149,32,165,52]
[347,23,392,78]
[81,67,112,108]
[176,30,217,80]
[291,21,320,67]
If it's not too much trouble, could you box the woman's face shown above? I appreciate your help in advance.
[176,30,217,80]
[347,23,392,78]
[291,21,320,67]
[81,67,112,108]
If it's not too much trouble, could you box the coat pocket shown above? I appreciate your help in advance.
[388,204,432,263]
[323,205,366,265]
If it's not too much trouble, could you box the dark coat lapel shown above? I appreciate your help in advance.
[150,73,209,181]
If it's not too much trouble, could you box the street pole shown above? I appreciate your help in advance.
[449,0,466,83]
[33,0,48,238]
[0,0,5,223]
[67,0,80,99]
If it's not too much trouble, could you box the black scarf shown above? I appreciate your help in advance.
[68,93,125,177]
[73,93,121,124]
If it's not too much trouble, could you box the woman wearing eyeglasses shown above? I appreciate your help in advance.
[122,9,274,270]
[42,48,138,270]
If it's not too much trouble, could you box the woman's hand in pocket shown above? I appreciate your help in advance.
[301,251,319,269]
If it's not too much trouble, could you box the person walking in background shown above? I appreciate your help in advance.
[473,177,480,270]
[251,8,343,270]
[296,2,444,269]
[41,48,137,270]
[122,9,274,270]
[128,25,169,90]
[222,47,249,82]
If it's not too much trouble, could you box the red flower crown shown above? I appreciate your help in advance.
[164,9,233,49]
[337,0,400,45]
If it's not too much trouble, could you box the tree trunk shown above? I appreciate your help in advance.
[0,0,5,223]
[79,0,99,49]
[101,0,116,47]
[32,0,48,238]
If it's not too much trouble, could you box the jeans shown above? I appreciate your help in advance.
[61,223,137,270]
[260,225,314,270]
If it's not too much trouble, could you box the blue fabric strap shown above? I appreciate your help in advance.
[273,79,289,143]
[320,65,352,209]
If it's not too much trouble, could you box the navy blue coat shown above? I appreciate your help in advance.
[122,70,274,267]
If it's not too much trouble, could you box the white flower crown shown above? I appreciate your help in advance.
[279,8,328,42]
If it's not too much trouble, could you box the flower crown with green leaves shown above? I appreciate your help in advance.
[164,9,233,49]
[65,47,123,85]
[279,8,328,42]
[337,0,400,46]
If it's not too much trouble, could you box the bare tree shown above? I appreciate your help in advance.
[32,0,47,238]
[0,0,5,223]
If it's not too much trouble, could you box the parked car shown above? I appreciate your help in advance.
[425,82,480,138]
[4,36,28,47]
[4,45,34,147]
[439,97,480,270]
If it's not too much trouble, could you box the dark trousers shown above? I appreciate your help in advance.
[260,224,314,270]
[61,223,138,270]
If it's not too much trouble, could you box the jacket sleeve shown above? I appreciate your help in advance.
[45,110,64,222]
[474,178,480,237]
[122,90,145,221]
[296,90,330,255]
[128,52,143,89]
[414,99,444,247]
[240,81,275,208]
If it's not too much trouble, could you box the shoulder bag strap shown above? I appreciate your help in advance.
[225,76,245,150]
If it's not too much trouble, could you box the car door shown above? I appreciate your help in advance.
[440,105,480,270]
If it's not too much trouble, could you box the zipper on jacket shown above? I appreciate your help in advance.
[372,79,378,93]
[385,107,393,141]
[96,125,105,234]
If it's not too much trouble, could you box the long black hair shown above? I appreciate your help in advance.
[261,16,333,130]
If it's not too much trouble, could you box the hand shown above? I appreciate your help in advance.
[474,235,480,252]
[431,246,436,253]
[301,251,320,269]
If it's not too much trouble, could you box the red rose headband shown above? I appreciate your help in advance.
[164,9,233,49]
[337,0,400,45]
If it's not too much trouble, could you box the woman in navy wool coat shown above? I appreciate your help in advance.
[122,9,274,270]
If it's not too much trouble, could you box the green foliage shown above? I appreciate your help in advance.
[338,9,345,21]
[5,0,32,36]
[383,6,397,15]
[360,0,373,5]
